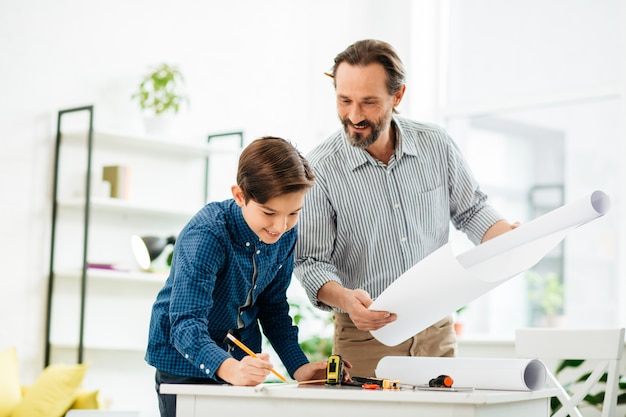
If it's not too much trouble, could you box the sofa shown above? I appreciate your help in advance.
[0,347,100,417]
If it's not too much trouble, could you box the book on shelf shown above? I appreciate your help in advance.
[86,262,130,272]
[102,165,131,199]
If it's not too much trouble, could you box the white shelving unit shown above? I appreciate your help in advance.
[45,106,243,413]
[61,130,222,157]
[57,197,198,219]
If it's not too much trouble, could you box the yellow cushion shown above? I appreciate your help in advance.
[0,347,21,417]
[20,386,100,410]
[11,363,89,417]
[71,389,101,409]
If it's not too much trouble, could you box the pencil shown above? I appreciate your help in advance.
[225,333,288,382]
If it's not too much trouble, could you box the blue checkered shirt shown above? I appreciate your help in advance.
[145,199,309,380]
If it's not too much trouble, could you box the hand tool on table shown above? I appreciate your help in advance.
[255,355,346,391]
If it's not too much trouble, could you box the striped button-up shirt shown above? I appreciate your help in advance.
[294,116,503,310]
[146,199,309,379]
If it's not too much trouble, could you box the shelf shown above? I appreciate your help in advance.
[58,196,197,219]
[55,267,168,284]
[46,108,243,372]
[49,342,147,353]
[61,130,234,158]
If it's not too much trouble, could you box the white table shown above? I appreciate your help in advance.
[160,383,557,417]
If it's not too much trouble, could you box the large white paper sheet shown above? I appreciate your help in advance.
[375,356,547,391]
[369,190,610,346]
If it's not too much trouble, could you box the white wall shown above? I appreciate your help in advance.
[0,0,438,413]
[2,0,624,414]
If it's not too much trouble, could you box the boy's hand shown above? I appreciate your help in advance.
[293,358,353,383]
[217,354,273,386]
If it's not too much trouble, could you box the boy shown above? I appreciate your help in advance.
[146,137,348,417]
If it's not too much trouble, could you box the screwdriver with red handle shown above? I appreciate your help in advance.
[429,374,454,388]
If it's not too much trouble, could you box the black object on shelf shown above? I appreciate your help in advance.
[45,105,94,366]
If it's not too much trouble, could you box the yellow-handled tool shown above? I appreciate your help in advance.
[326,354,344,385]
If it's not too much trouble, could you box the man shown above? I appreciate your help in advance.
[294,39,517,377]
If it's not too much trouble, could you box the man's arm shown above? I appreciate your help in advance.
[317,219,517,331]
[481,220,520,243]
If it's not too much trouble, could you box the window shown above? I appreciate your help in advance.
[443,0,623,337]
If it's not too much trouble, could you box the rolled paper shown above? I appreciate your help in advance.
[370,191,610,346]
[375,356,547,391]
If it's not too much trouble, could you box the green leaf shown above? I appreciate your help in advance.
[555,359,585,374]
[132,63,188,115]
[583,392,604,406]
[551,359,626,414]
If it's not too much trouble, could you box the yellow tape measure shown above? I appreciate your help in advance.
[326,354,344,385]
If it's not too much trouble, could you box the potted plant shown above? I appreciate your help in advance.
[453,305,468,335]
[526,270,564,327]
[132,63,188,134]
[551,359,626,415]
[288,301,333,362]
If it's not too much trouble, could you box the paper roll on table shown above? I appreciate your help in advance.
[370,191,610,346]
[375,356,547,391]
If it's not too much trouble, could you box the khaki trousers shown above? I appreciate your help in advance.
[332,312,457,378]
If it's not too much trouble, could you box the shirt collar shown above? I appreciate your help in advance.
[395,118,419,158]
[343,117,418,171]
[228,200,263,251]
[227,199,294,252]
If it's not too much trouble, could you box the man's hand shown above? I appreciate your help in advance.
[318,282,397,331]
[345,289,397,331]
[481,220,521,243]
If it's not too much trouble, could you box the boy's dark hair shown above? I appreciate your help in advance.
[332,39,406,111]
[237,136,315,204]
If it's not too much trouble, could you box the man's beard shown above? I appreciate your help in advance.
[341,117,383,149]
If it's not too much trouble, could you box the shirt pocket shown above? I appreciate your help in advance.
[404,184,449,245]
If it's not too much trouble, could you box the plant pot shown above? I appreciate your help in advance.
[540,314,565,328]
[143,115,175,137]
